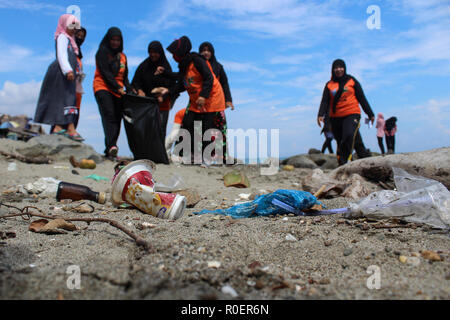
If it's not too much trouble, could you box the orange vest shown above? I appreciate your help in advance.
[327,78,360,118]
[184,60,225,113]
[174,108,186,124]
[93,53,127,98]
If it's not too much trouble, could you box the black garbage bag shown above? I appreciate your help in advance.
[122,94,169,164]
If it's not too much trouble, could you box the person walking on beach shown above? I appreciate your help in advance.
[384,116,397,154]
[34,14,84,142]
[166,36,225,164]
[317,59,375,166]
[74,27,87,129]
[132,41,178,140]
[376,113,385,154]
[199,41,233,163]
[93,27,133,159]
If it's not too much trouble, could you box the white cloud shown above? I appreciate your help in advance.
[0,0,64,13]
[0,80,42,117]
[0,41,53,74]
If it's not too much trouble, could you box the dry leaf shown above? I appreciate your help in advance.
[29,219,77,235]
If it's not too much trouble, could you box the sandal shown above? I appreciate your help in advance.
[52,129,67,135]
[68,133,85,142]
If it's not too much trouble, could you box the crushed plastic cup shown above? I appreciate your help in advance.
[111,160,186,220]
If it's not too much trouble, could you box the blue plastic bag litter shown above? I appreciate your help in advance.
[194,189,320,219]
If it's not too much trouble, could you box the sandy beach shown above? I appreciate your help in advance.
[0,146,449,300]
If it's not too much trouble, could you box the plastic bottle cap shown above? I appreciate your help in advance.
[98,192,106,204]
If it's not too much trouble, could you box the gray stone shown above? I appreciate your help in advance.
[16,135,104,163]
[308,148,322,155]
[281,155,318,169]
[309,153,339,170]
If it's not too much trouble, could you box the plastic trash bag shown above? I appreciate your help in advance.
[194,189,319,219]
[122,94,169,164]
[347,167,450,229]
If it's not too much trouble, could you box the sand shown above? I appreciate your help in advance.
[0,154,449,300]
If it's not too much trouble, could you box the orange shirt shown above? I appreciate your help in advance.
[93,53,127,98]
[184,60,225,113]
[174,108,186,124]
[327,78,360,118]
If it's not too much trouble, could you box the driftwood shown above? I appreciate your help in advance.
[0,202,152,251]
[0,150,52,164]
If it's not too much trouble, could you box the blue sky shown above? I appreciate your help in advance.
[0,0,449,159]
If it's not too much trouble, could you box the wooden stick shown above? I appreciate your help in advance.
[314,184,327,198]
[0,204,152,251]
[0,150,52,164]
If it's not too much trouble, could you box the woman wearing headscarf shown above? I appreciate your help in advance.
[34,14,84,141]
[318,59,375,166]
[376,113,385,154]
[93,27,133,159]
[384,116,397,154]
[199,41,233,162]
[166,36,225,164]
[74,27,87,129]
[132,41,178,140]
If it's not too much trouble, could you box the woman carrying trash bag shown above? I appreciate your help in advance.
[132,41,179,140]
[317,59,375,166]
[166,36,225,164]
[93,27,133,159]
[34,14,84,142]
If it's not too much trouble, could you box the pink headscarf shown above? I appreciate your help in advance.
[54,14,80,55]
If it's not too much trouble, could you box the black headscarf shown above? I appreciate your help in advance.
[146,40,172,74]
[96,27,124,76]
[385,117,397,131]
[331,59,352,114]
[75,27,87,59]
[167,36,200,74]
[199,41,220,78]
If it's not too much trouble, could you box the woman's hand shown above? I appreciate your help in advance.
[196,96,206,112]
[154,66,165,75]
[317,116,324,127]
[66,71,75,81]
[138,89,146,97]
[118,88,125,95]
[370,116,375,125]
[226,101,234,110]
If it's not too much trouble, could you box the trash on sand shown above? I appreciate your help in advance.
[223,172,250,188]
[56,182,106,204]
[421,250,443,261]
[7,162,17,171]
[29,218,77,234]
[282,165,295,171]
[84,174,109,181]
[18,177,61,197]
[154,174,185,192]
[71,203,95,213]
[0,231,16,240]
[285,234,297,241]
[70,156,96,169]
[111,160,186,220]
[194,189,320,219]
[208,261,221,268]
[345,167,450,229]
[175,189,201,208]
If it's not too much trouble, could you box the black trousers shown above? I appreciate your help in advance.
[330,114,361,166]
[95,90,123,155]
[321,137,334,154]
[182,111,216,163]
[386,135,395,153]
[377,136,385,154]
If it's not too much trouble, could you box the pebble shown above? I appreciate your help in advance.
[285,234,297,241]
[324,240,332,247]
[207,261,221,268]
[421,250,442,261]
[343,248,353,256]
[385,247,392,253]
[221,285,238,298]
